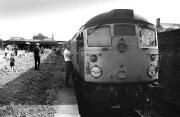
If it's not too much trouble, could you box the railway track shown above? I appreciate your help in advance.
[151,98,180,117]
[148,85,180,117]
[74,87,180,117]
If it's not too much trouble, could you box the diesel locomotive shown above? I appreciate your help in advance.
[67,9,159,116]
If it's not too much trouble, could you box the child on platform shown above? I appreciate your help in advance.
[10,53,15,72]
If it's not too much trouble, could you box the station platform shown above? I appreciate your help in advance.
[54,87,80,117]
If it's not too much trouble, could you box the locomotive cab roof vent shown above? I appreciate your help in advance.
[84,9,151,28]
[110,9,134,19]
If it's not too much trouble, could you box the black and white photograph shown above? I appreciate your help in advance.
[0,0,180,117]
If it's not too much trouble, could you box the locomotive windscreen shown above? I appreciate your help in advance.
[114,25,135,36]
[139,27,157,47]
[88,26,111,47]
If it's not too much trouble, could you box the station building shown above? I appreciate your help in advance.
[3,37,66,52]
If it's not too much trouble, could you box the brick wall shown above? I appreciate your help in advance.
[158,29,180,103]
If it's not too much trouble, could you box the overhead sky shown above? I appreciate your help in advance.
[0,0,179,41]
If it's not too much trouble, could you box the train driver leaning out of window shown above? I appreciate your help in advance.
[63,45,73,88]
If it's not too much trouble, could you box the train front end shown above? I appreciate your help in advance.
[83,10,158,84]
[75,9,159,115]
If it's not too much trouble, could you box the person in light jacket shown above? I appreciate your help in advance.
[63,45,73,87]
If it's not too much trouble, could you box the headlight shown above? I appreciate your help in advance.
[147,65,157,77]
[90,55,98,62]
[90,66,102,78]
[150,54,156,61]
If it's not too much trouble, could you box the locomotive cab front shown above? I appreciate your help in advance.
[70,9,159,115]
[83,23,158,84]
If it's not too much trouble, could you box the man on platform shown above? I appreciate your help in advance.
[63,45,73,88]
[33,43,41,71]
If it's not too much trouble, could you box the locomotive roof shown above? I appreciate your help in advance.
[84,9,152,28]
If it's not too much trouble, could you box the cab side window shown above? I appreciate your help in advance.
[76,33,84,52]
[76,32,84,64]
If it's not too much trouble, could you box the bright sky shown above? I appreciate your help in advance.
[0,0,179,41]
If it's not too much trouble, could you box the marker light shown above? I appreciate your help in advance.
[90,55,98,62]
[90,66,102,78]
[147,65,157,77]
[150,54,156,61]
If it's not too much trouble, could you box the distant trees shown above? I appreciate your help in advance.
[157,26,179,32]
[165,27,177,32]
[33,33,48,40]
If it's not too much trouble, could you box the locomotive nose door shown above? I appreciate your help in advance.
[113,24,140,82]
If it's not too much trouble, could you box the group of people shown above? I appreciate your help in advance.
[33,43,73,88]
[8,43,42,72]
[8,43,73,88]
